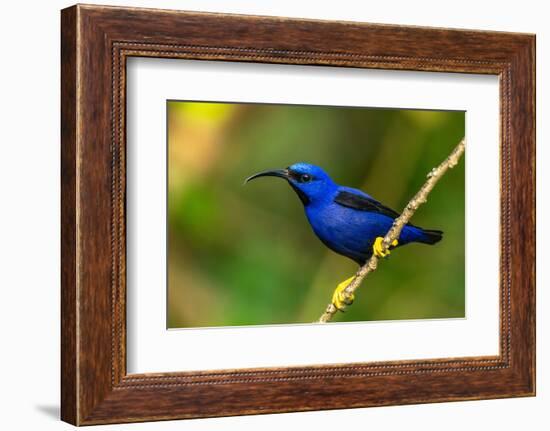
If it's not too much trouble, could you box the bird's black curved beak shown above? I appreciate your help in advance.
[244,168,289,184]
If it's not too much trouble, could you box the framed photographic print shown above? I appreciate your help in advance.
[61,4,535,425]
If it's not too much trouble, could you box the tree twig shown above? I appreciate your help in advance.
[318,138,465,323]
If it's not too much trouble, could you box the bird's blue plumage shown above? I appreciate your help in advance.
[246,162,442,265]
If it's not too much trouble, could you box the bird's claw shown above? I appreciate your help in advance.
[373,237,398,258]
[331,276,355,311]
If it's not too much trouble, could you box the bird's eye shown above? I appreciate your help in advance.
[299,174,312,183]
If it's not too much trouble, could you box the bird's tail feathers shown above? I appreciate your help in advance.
[419,229,443,245]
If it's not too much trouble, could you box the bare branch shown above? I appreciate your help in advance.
[318,138,465,323]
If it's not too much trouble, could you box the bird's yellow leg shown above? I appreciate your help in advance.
[331,276,355,311]
[373,237,399,258]
[331,238,399,311]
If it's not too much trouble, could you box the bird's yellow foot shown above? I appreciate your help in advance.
[331,276,355,311]
[373,237,398,258]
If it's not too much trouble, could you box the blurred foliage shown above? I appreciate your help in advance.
[167,101,465,328]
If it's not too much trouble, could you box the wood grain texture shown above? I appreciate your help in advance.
[60,6,78,424]
[60,4,536,425]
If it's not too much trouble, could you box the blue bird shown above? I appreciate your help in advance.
[245,162,443,310]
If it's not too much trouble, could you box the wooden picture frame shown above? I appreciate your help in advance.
[61,4,535,425]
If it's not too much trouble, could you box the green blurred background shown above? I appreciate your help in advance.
[167,101,465,328]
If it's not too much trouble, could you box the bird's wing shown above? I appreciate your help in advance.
[333,188,401,219]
